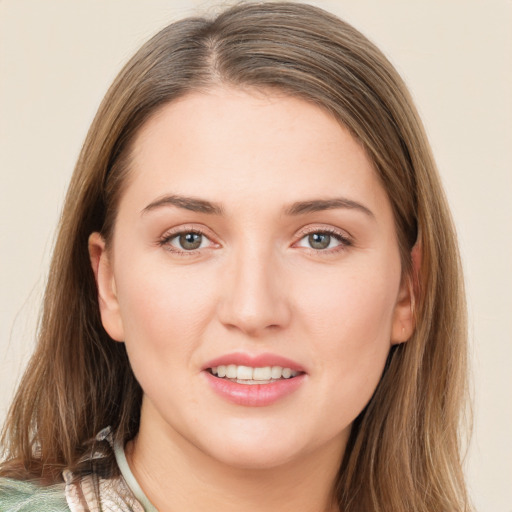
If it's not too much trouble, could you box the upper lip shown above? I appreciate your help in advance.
[202,352,306,373]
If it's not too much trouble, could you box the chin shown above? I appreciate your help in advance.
[193,419,332,471]
[207,441,302,471]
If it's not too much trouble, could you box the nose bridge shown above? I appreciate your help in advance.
[218,239,289,335]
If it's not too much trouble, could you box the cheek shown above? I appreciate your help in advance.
[296,260,400,405]
[113,260,218,367]
[299,261,398,339]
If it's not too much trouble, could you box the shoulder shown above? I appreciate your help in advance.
[0,477,69,511]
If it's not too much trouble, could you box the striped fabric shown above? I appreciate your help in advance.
[0,428,156,512]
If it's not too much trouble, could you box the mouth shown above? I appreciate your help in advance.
[202,353,306,406]
[207,364,302,385]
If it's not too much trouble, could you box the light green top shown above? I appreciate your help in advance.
[0,479,68,511]
[0,429,157,512]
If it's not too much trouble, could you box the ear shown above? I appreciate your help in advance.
[391,242,421,345]
[88,232,125,342]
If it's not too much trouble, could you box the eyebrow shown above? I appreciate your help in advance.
[285,198,375,218]
[142,195,224,215]
[141,194,374,218]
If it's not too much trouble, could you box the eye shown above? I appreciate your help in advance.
[159,229,216,253]
[306,233,335,250]
[173,232,205,251]
[295,229,351,252]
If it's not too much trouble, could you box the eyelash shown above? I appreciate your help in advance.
[294,227,353,255]
[157,226,352,256]
[157,227,216,256]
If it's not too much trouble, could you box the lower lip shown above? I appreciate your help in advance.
[203,371,306,407]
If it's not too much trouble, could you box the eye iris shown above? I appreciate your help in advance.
[308,233,330,250]
[179,232,202,250]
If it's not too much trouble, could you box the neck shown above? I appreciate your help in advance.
[126,404,344,512]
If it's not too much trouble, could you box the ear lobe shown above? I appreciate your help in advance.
[88,232,125,342]
[391,242,422,345]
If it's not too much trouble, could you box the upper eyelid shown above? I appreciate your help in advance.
[160,224,218,240]
[294,224,352,240]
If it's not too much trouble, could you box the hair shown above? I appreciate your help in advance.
[0,2,470,510]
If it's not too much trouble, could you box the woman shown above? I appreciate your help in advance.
[0,2,470,511]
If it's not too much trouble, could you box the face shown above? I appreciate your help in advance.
[90,87,414,470]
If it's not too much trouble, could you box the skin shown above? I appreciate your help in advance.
[89,87,415,512]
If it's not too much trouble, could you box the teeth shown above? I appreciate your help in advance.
[226,364,237,379]
[211,365,298,381]
[237,365,253,380]
[271,366,282,379]
[253,366,271,380]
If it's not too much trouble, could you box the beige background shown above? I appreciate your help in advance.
[1,1,511,510]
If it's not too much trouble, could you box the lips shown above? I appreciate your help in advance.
[202,352,306,407]
[202,352,305,373]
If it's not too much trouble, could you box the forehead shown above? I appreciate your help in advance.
[123,86,388,215]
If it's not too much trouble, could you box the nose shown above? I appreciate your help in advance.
[217,245,291,337]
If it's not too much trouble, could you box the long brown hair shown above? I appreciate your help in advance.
[0,3,470,510]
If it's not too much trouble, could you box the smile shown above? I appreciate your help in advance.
[209,365,300,384]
